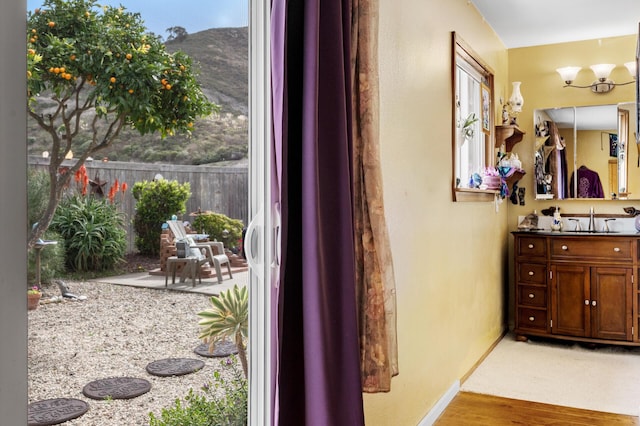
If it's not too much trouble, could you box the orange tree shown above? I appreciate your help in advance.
[26,0,217,248]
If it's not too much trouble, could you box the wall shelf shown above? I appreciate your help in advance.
[454,188,498,202]
[495,125,525,152]
[505,168,526,189]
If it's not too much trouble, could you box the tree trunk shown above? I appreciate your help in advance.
[27,163,69,249]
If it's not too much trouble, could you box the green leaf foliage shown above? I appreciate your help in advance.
[197,285,248,378]
[50,194,126,272]
[192,212,244,250]
[132,179,191,255]
[148,357,247,426]
[27,0,217,138]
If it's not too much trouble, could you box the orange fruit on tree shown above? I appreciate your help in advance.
[31,29,36,34]
[53,67,60,74]
[125,53,132,60]
[70,54,76,61]
[48,21,55,28]
[164,84,171,90]
[28,49,35,56]
[30,37,36,43]
[59,67,65,73]
[128,89,134,94]
[110,76,116,83]
[64,73,72,80]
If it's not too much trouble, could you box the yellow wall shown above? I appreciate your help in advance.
[365,1,509,424]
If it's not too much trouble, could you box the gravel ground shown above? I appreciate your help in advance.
[28,280,234,425]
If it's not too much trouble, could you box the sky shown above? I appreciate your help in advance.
[27,0,248,37]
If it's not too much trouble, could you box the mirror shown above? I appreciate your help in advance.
[534,103,638,200]
[451,32,495,201]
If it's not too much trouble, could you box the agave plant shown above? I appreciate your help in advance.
[198,284,248,378]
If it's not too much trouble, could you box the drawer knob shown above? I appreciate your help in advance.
[528,293,535,298]
[585,299,589,305]
[528,244,534,249]
[528,316,535,322]
[561,245,568,250]
[528,271,534,276]
[614,247,621,252]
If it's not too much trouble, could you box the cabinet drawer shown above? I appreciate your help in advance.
[550,238,633,261]
[516,236,547,258]
[517,263,547,285]
[518,285,547,308]
[517,308,547,331]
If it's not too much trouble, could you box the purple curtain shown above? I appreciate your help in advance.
[271,0,365,424]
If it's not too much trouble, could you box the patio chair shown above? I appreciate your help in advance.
[167,220,190,240]
[207,241,233,284]
[167,220,233,284]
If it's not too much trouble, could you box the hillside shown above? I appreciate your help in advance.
[27,27,249,166]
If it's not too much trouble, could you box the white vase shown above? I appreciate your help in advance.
[509,82,524,113]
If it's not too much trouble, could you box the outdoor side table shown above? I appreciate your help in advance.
[165,256,201,287]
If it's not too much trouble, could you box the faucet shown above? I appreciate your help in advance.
[603,218,616,233]
[588,206,595,232]
[569,218,582,231]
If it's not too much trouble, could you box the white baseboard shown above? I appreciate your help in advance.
[418,380,460,426]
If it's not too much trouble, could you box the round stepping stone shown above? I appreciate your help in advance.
[82,377,151,400]
[194,340,238,358]
[28,398,89,426]
[146,358,205,377]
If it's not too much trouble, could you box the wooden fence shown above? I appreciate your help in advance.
[28,156,248,253]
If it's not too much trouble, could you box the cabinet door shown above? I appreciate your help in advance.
[590,267,632,341]
[551,264,590,337]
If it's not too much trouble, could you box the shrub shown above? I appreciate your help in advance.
[149,357,248,426]
[192,212,243,251]
[198,285,249,378]
[192,145,248,165]
[132,179,191,255]
[50,195,127,272]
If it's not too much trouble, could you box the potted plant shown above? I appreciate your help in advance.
[197,284,248,378]
[27,286,42,310]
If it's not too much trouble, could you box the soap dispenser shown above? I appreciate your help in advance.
[551,206,563,231]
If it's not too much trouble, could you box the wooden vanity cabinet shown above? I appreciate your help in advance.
[551,264,632,341]
[513,232,638,345]
[514,235,549,336]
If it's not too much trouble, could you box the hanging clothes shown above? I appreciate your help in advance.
[570,165,605,198]
[548,121,568,199]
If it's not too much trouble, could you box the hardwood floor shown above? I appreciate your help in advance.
[434,392,639,425]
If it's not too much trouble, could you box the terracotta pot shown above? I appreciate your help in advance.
[27,293,41,310]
